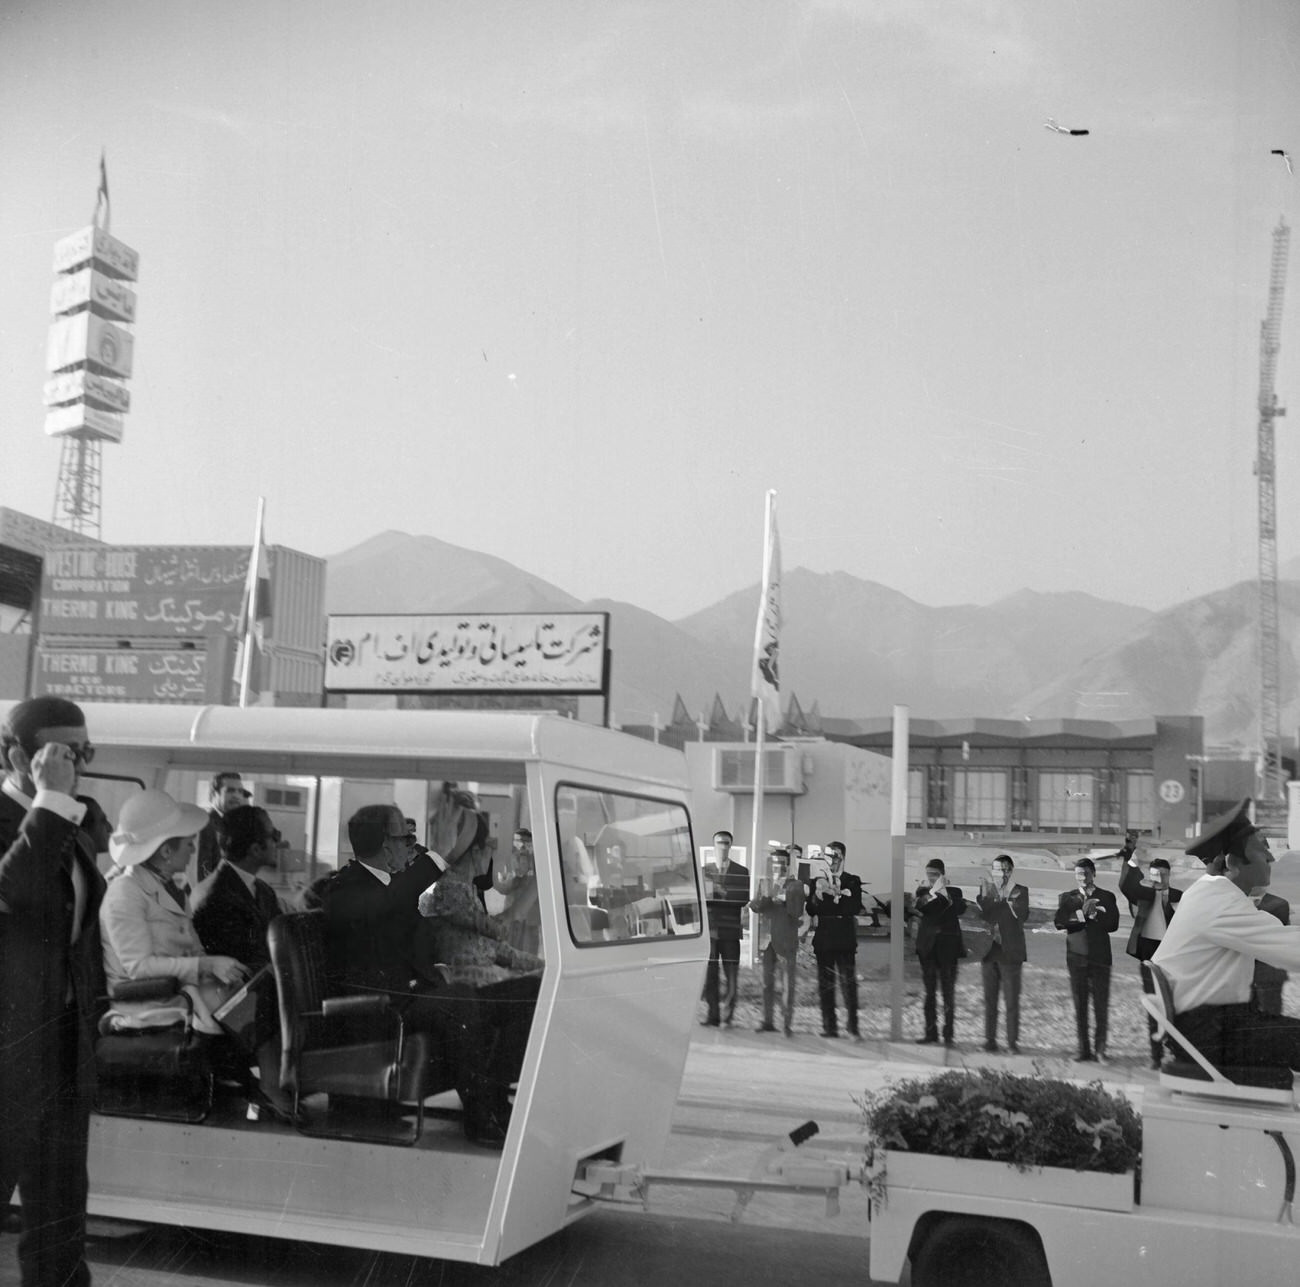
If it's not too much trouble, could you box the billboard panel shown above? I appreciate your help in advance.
[43,404,125,443]
[325,612,609,694]
[39,545,252,637]
[44,370,131,413]
[50,267,137,323]
[34,646,208,703]
[52,226,140,281]
[46,313,135,378]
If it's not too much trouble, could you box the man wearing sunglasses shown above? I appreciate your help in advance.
[0,696,107,1287]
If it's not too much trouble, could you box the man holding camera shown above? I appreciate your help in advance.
[912,859,966,1047]
[1118,833,1182,1068]
[748,846,803,1035]
[1054,857,1120,1063]
[807,841,863,1039]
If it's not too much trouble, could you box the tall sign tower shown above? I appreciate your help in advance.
[45,156,139,539]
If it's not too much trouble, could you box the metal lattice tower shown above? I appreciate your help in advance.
[1257,218,1290,810]
[51,434,104,539]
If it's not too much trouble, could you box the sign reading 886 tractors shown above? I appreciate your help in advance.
[325,612,609,694]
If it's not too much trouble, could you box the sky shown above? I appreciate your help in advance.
[2,0,1299,621]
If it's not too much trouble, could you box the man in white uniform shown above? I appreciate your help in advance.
[1152,798,1300,1070]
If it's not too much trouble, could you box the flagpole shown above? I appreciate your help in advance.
[238,496,266,708]
[747,488,776,969]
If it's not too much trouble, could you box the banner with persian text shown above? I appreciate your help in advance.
[34,646,208,702]
[325,612,609,694]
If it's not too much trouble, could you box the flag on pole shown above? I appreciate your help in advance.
[236,498,272,706]
[93,151,110,233]
[751,491,781,729]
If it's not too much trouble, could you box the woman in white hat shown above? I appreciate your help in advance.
[102,788,247,1033]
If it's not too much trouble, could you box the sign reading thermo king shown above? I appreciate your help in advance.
[35,647,208,702]
[39,545,253,636]
[325,612,609,694]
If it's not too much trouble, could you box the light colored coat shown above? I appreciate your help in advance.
[101,862,206,986]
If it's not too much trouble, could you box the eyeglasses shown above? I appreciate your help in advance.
[28,740,95,767]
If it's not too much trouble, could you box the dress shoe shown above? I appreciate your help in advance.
[464,1109,508,1149]
[916,1035,940,1045]
[1095,1050,1110,1067]
[1076,1052,1096,1063]
[821,1028,840,1039]
[983,1040,1000,1053]
[783,1025,793,1038]
[700,1018,720,1028]
[944,1036,955,1048]
[756,1023,777,1033]
[1007,1043,1020,1055]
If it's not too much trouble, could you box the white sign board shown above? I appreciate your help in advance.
[46,313,135,378]
[43,404,125,443]
[50,268,137,323]
[325,612,609,694]
[52,225,140,281]
[44,369,131,413]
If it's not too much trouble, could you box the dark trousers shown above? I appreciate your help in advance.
[1067,959,1111,1056]
[703,937,740,1024]
[1134,943,1164,1062]
[919,951,958,1040]
[1177,1002,1300,1069]
[815,950,858,1035]
[0,1005,92,1287]
[981,948,1021,1046]
[760,943,797,1030]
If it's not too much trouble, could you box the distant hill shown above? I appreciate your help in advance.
[674,571,1153,719]
[324,532,1297,744]
[1013,580,1300,746]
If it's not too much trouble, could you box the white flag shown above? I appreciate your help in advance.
[751,494,781,729]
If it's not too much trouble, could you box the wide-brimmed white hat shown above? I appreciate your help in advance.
[110,788,208,868]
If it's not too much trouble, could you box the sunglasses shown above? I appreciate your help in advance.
[27,740,96,767]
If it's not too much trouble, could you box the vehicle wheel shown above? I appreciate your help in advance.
[910,1215,1050,1287]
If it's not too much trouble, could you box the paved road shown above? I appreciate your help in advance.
[3,1033,1146,1286]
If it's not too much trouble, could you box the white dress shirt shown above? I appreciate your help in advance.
[1152,874,1300,1012]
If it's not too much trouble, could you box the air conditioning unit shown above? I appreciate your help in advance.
[714,747,805,795]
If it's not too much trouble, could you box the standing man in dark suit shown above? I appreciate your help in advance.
[976,853,1029,1054]
[1250,889,1291,1015]
[1054,857,1120,1063]
[701,830,749,1027]
[1119,843,1182,1068]
[747,846,803,1035]
[912,859,965,1047]
[0,696,107,1287]
[808,841,864,1039]
[195,770,248,883]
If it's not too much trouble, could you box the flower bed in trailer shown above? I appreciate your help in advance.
[860,1067,1141,1213]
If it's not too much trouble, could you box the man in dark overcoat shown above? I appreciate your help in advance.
[0,696,107,1287]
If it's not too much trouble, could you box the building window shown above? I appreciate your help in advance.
[907,769,925,826]
[1037,771,1095,831]
[952,769,1008,827]
[1096,769,1122,834]
[1125,772,1155,833]
[926,766,950,828]
[1010,766,1033,831]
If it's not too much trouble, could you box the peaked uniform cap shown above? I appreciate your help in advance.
[1185,797,1255,863]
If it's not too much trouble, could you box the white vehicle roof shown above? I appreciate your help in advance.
[0,701,690,790]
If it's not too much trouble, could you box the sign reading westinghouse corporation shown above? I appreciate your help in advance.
[39,545,255,637]
[325,613,609,694]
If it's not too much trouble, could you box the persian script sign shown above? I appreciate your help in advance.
[39,545,254,637]
[325,612,609,694]
[35,647,208,703]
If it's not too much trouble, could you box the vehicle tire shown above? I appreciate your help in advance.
[910,1215,1050,1287]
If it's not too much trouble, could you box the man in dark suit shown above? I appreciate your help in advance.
[0,696,107,1287]
[319,803,504,1146]
[808,841,864,1039]
[976,853,1029,1054]
[912,859,965,1047]
[1054,857,1120,1063]
[195,770,247,882]
[193,805,283,969]
[1251,889,1291,1015]
[1119,845,1182,1068]
[701,830,750,1027]
[747,846,803,1035]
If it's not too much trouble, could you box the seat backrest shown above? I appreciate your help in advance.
[268,911,329,1056]
[1142,961,1226,1077]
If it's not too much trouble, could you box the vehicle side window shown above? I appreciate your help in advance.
[556,786,700,945]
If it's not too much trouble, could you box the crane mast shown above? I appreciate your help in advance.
[1257,218,1290,820]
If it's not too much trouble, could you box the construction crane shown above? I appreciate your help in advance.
[1256,218,1290,820]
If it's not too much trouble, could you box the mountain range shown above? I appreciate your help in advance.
[325,532,1300,747]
